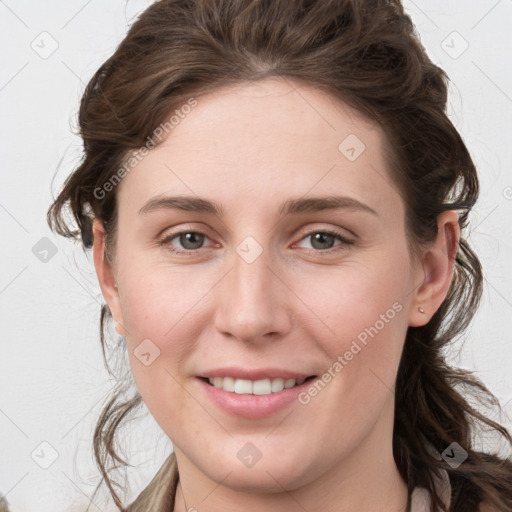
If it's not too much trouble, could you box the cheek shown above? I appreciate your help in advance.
[118,263,207,342]
[295,259,409,346]
[293,271,408,440]
[116,264,219,415]
[292,251,411,405]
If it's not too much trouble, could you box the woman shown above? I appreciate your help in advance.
[47,0,512,510]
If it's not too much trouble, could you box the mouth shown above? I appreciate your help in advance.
[199,375,318,395]
[197,371,320,418]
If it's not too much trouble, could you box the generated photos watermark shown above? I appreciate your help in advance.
[298,301,403,405]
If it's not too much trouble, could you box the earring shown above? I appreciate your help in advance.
[418,307,425,314]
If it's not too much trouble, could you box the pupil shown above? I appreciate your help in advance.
[312,233,333,250]
[181,232,203,249]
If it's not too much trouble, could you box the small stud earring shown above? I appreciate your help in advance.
[418,307,425,314]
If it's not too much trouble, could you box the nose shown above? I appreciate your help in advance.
[213,244,293,344]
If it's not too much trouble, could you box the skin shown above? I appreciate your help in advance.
[92,77,459,512]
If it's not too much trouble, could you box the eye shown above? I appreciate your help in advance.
[158,227,354,256]
[295,229,354,252]
[159,230,214,255]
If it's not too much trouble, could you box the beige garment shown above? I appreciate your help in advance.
[125,452,452,512]
[124,452,178,512]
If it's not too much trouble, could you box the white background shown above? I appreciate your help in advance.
[1,1,511,511]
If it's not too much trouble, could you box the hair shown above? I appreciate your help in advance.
[47,0,512,510]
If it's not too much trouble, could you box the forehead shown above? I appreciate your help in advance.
[164,78,379,157]
[116,77,401,220]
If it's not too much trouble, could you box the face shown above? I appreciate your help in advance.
[95,78,432,493]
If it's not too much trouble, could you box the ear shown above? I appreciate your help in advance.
[408,210,460,327]
[92,218,127,336]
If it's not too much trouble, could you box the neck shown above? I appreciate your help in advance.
[175,460,407,512]
[173,398,408,512]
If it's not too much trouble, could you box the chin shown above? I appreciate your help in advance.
[201,447,315,493]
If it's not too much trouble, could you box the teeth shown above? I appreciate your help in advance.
[271,378,284,392]
[207,377,307,395]
[234,379,253,394]
[223,376,235,392]
[284,378,296,389]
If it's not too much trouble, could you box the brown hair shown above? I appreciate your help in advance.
[47,0,512,510]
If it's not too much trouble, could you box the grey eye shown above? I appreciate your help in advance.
[309,233,337,250]
[178,232,205,250]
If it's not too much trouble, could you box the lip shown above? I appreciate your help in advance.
[197,366,313,381]
[196,372,317,419]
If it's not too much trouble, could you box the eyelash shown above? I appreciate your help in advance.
[158,228,354,256]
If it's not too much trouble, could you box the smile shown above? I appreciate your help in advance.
[206,376,316,395]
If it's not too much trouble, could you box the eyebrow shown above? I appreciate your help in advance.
[138,194,378,217]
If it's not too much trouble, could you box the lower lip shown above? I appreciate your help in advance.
[197,377,316,419]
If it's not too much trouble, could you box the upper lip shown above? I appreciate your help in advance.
[197,367,315,381]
